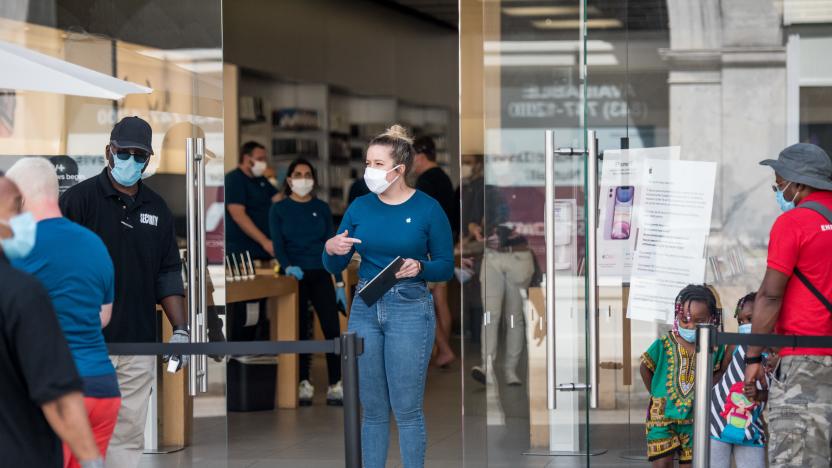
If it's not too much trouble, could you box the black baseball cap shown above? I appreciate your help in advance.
[110,116,154,155]
[760,143,832,190]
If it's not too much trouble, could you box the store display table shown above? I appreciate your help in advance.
[227,274,299,409]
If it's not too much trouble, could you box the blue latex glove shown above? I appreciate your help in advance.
[335,286,347,310]
[285,266,304,280]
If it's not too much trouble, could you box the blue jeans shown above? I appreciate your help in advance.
[349,280,435,468]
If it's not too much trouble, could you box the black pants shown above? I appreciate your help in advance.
[299,269,342,384]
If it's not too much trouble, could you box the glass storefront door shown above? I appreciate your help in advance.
[460,0,593,466]
[0,1,226,465]
[462,0,832,466]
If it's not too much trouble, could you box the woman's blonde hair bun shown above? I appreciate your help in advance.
[382,124,413,145]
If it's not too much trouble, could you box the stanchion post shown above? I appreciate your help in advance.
[340,332,363,468]
[692,324,715,468]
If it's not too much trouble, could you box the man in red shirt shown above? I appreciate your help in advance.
[744,143,832,467]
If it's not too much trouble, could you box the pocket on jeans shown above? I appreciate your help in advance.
[395,284,428,302]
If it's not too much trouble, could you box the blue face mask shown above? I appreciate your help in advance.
[0,212,37,260]
[738,323,752,334]
[677,326,697,343]
[775,182,795,212]
[110,150,145,187]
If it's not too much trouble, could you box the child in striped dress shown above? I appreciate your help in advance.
[709,293,769,468]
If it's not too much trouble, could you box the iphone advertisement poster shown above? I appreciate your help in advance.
[596,146,680,285]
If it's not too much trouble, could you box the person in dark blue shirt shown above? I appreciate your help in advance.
[225,141,279,260]
[7,157,120,467]
[269,158,344,406]
[323,125,453,468]
[225,141,279,349]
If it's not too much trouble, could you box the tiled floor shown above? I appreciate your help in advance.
[139,340,651,467]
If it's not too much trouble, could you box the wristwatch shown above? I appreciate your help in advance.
[744,355,763,365]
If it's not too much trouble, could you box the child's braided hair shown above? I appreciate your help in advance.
[734,292,756,319]
[672,284,723,332]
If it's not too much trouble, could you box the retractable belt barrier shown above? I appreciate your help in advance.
[108,332,364,468]
[691,325,832,468]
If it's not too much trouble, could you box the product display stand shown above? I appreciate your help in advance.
[226,273,299,408]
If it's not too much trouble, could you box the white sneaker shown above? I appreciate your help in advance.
[299,380,314,406]
[327,381,344,406]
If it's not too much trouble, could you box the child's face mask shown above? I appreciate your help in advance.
[677,326,697,343]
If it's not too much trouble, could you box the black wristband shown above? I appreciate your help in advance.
[173,324,189,333]
[744,355,763,365]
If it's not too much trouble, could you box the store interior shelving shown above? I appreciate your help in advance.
[238,70,451,215]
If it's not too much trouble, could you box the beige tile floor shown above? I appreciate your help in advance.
[138,339,650,467]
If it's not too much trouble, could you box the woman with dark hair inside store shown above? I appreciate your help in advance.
[323,125,454,468]
[269,158,346,406]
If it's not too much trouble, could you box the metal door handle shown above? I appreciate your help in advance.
[196,138,208,393]
[186,138,198,396]
[544,130,556,410]
[186,137,208,395]
[586,130,599,409]
[556,382,592,392]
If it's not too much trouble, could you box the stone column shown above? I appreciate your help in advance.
[664,0,785,255]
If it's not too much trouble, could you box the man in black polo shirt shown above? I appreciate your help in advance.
[0,176,103,468]
[412,136,457,367]
[60,116,188,467]
[225,140,279,261]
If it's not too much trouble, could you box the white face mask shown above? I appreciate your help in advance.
[290,178,314,197]
[364,165,401,194]
[251,160,267,177]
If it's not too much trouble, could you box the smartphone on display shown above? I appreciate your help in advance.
[610,186,634,240]
[602,188,615,240]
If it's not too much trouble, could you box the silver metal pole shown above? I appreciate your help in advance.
[545,130,557,410]
[196,138,208,393]
[185,138,198,396]
[586,130,599,409]
[692,324,715,468]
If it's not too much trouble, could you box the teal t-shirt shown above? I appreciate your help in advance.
[323,191,454,282]
[13,218,116,385]
[270,197,333,270]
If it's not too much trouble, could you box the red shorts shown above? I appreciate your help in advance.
[63,396,121,468]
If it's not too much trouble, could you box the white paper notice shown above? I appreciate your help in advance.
[597,147,680,285]
[627,159,717,323]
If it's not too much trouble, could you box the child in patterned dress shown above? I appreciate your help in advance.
[640,284,729,467]
[709,292,770,468]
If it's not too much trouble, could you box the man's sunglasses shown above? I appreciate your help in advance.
[113,150,150,164]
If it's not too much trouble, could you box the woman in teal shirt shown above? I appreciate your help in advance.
[270,158,345,406]
[323,125,454,468]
